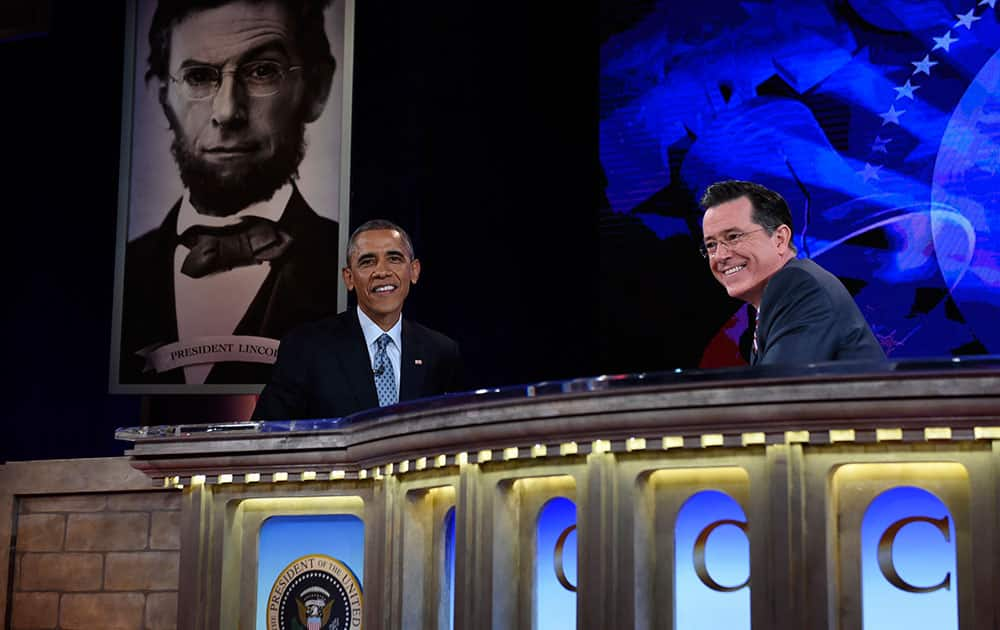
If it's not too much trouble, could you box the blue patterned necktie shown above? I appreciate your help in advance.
[373,333,397,407]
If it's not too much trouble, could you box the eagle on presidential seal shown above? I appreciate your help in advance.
[294,585,339,630]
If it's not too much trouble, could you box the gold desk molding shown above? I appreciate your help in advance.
[117,361,1000,629]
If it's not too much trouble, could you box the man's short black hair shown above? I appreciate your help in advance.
[701,180,796,251]
[346,220,416,265]
[146,0,335,83]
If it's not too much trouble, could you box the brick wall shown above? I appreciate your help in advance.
[10,491,181,630]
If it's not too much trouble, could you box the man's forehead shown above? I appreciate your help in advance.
[702,196,755,236]
[353,230,408,255]
[169,1,297,66]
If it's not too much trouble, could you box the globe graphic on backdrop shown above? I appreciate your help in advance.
[932,45,1000,352]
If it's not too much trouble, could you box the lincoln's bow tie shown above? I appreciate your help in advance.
[178,217,293,278]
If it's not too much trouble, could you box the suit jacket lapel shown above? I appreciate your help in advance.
[127,202,185,383]
[234,186,312,338]
[399,319,427,402]
[337,310,380,411]
[152,201,182,343]
[210,187,338,384]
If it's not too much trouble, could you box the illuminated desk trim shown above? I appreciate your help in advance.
[119,364,1000,485]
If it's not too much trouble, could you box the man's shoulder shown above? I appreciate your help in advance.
[124,230,163,273]
[272,312,357,366]
[126,224,166,251]
[125,202,182,256]
[770,258,836,291]
[783,257,854,291]
[285,310,357,342]
[775,257,820,278]
[404,318,459,350]
[768,257,860,315]
[282,188,339,237]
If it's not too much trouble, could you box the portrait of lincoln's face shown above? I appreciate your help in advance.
[147,0,335,216]
[112,0,350,391]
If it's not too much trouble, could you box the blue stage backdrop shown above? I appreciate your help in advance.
[600,0,1000,369]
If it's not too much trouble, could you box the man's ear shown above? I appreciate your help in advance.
[776,224,793,253]
[342,266,355,291]
[410,259,421,285]
[302,61,335,123]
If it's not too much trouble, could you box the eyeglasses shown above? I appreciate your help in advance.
[169,61,303,100]
[700,228,767,258]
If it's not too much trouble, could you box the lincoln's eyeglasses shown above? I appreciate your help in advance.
[700,228,767,258]
[169,60,303,100]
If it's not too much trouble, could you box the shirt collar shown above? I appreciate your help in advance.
[357,306,402,350]
[175,182,293,236]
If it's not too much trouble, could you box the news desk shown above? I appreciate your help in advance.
[5,359,1000,629]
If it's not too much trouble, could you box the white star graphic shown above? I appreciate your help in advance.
[955,9,981,29]
[871,136,892,154]
[932,31,958,52]
[880,105,905,126]
[859,163,883,182]
[893,80,920,100]
[979,0,996,8]
[912,55,938,76]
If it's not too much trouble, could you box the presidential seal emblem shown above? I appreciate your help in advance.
[267,554,362,630]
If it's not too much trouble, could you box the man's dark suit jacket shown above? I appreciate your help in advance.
[252,309,464,420]
[119,188,339,384]
[753,258,885,366]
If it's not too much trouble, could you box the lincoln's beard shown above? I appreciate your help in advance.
[166,112,308,217]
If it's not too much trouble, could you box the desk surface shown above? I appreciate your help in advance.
[116,357,1000,482]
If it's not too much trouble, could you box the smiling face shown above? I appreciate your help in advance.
[343,229,421,330]
[702,195,792,308]
[161,1,322,215]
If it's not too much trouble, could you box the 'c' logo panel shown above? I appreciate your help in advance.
[861,486,957,630]
[674,490,750,630]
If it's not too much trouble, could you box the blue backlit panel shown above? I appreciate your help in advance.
[444,507,456,629]
[861,486,957,630]
[535,497,577,629]
[674,490,750,630]
[256,514,365,629]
